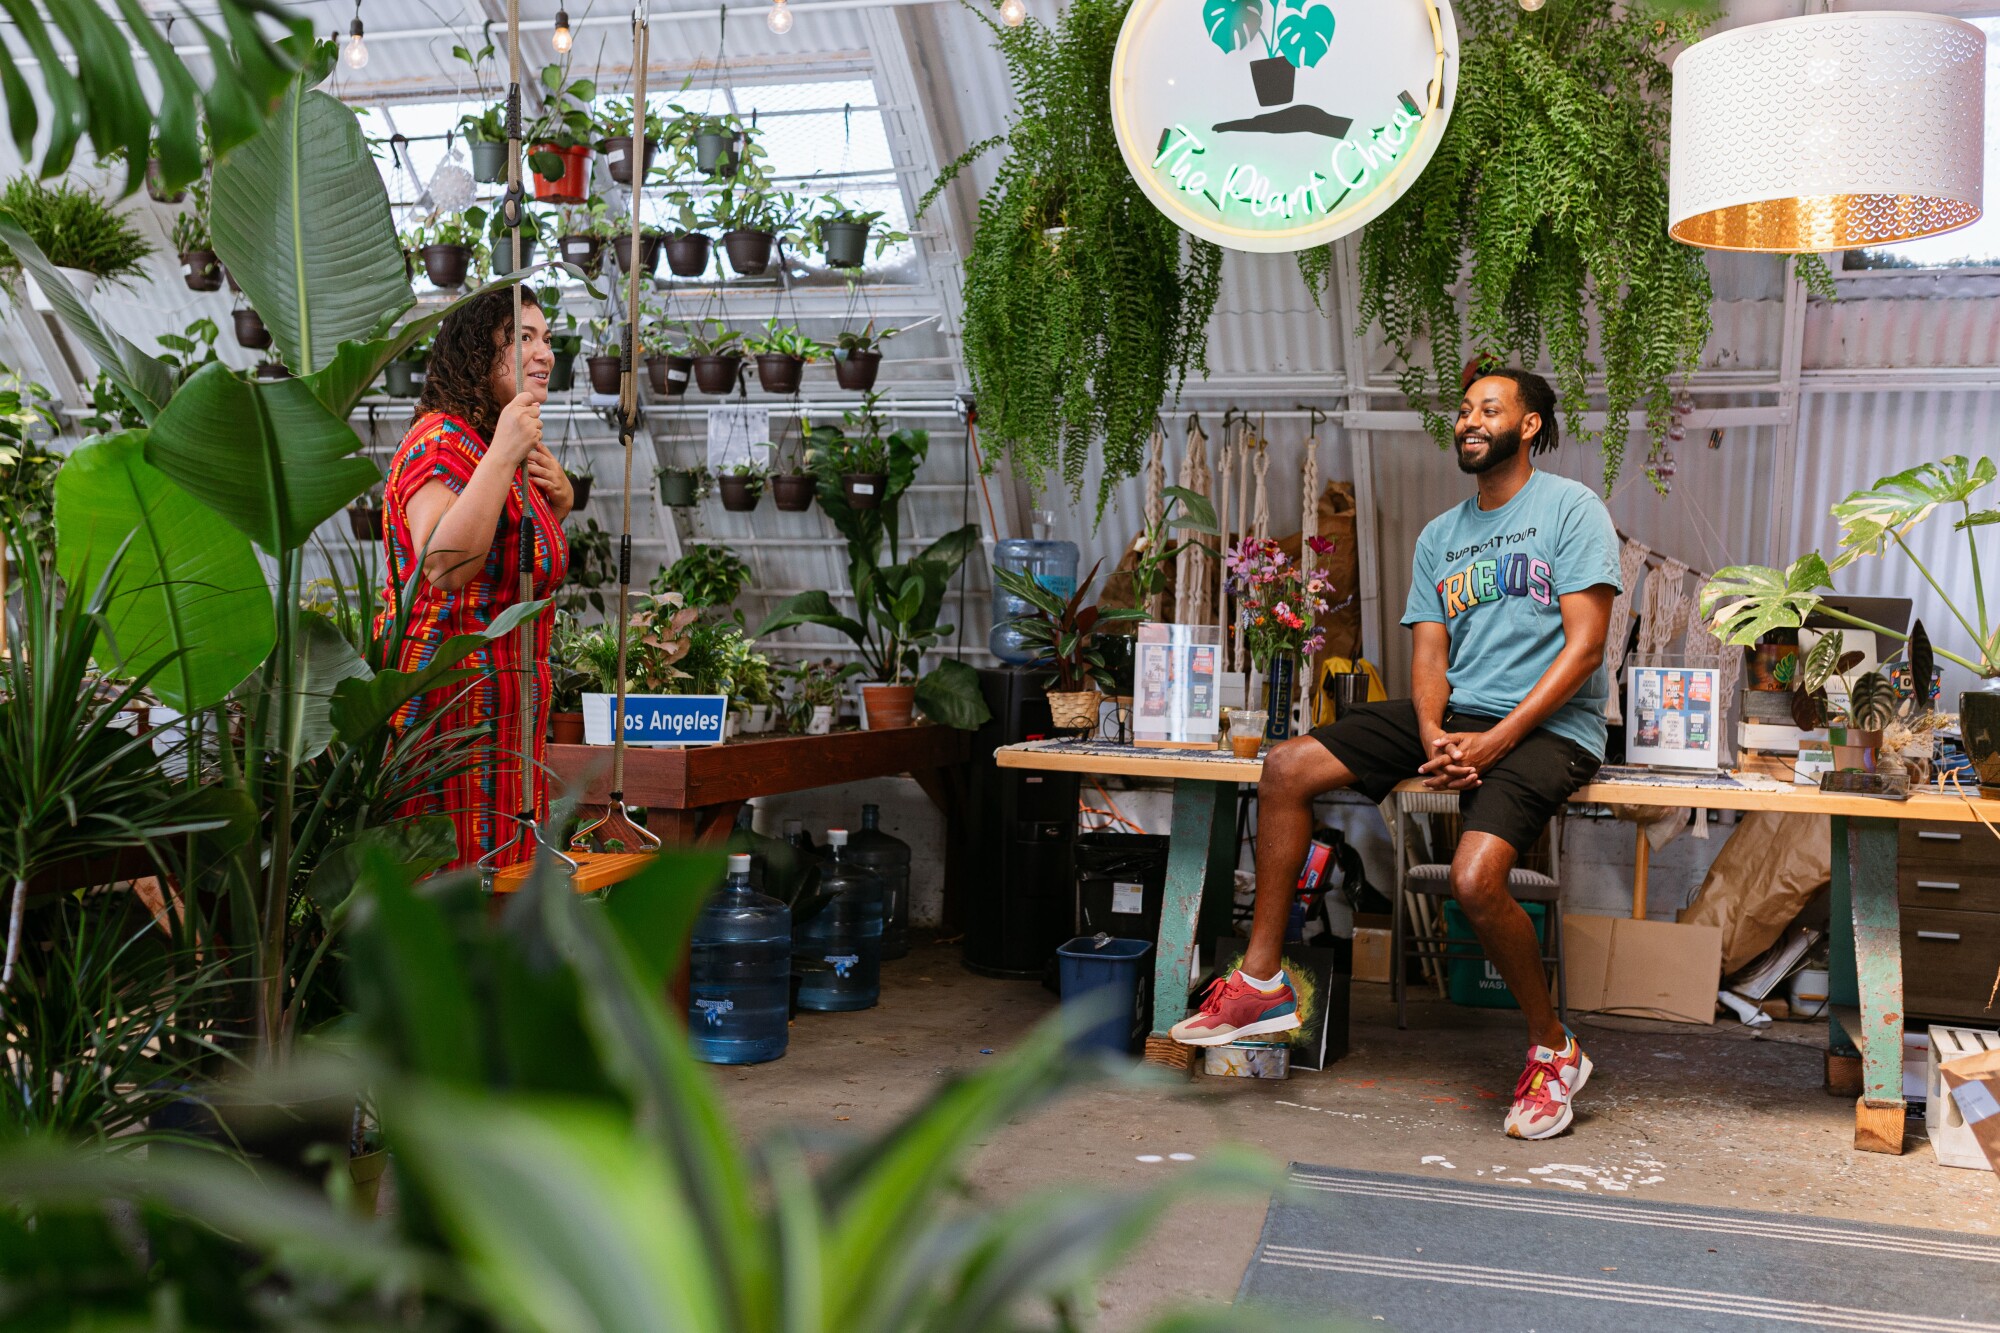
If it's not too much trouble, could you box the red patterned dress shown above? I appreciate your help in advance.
[380,412,568,869]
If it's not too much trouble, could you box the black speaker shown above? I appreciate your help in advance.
[961,667,1081,979]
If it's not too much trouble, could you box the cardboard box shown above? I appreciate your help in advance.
[1563,915,1723,1025]
[1352,914,1391,985]
[1940,1045,2000,1177]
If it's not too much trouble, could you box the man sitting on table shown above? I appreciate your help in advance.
[1171,367,1621,1141]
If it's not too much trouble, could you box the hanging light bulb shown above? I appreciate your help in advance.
[552,8,573,53]
[344,0,368,68]
[1000,0,1026,26]
[766,0,793,35]
[1518,0,1546,10]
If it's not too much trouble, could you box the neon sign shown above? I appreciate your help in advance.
[1111,0,1459,253]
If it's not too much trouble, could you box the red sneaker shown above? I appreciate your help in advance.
[1505,1031,1592,1139]
[1169,971,1301,1047]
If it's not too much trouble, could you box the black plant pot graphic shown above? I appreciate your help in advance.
[1250,56,1295,108]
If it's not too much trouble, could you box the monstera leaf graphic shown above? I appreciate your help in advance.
[1204,0,1263,54]
[1276,0,1335,68]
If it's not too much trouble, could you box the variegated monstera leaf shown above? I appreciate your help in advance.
[1829,455,1996,571]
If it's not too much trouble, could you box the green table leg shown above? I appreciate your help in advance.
[1145,778,1238,1065]
[1828,814,1906,1153]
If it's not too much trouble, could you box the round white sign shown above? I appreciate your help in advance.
[1111,0,1459,253]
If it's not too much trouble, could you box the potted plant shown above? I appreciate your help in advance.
[832,320,902,393]
[1701,455,2000,795]
[657,463,708,508]
[806,199,906,269]
[708,184,805,278]
[807,404,894,510]
[744,319,824,396]
[172,185,221,292]
[1225,535,1335,741]
[686,113,744,177]
[452,38,510,182]
[548,612,595,744]
[233,306,272,350]
[770,441,815,511]
[0,175,153,299]
[652,541,753,616]
[346,493,385,541]
[715,460,767,513]
[597,97,666,185]
[585,321,623,396]
[782,657,859,734]
[611,226,665,279]
[526,61,597,204]
[546,302,582,392]
[647,340,692,398]
[557,198,609,276]
[408,212,482,289]
[663,193,713,277]
[485,204,543,277]
[995,558,1145,730]
[564,456,594,511]
[255,360,290,380]
[1830,667,1898,773]
[1128,485,1220,620]
[383,335,428,398]
[687,321,745,395]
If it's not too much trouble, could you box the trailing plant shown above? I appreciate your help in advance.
[922,0,1223,515]
[997,558,1146,693]
[654,542,754,614]
[0,176,154,287]
[1356,0,1759,493]
[451,36,504,142]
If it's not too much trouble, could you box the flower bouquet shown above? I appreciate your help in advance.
[1225,535,1335,739]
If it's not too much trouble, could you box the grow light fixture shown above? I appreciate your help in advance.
[766,0,793,35]
[1668,12,1985,253]
[344,0,368,68]
[552,8,573,53]
[1000,0,1026,27]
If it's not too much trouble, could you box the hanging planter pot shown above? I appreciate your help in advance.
[648,353,691,397]
[611,231,663,278]
[772,473,815,511]
[821,221,870,269]
[586,354,623,395]
[420,243,472,289]
[693,130,739,176]
[567,473,593,510]
[384,356,426,399]
[530,143,592,204]
[1248,56,1296,108]
[692,354,743,395]
[841,472,887,509]
[225,266,241,294]
[722,228,776,277]
[255,360,290,380]
[548,348,578,393]
[470,138,508,183]
[145,161,186,204]
[346,504,385,541]
[602,134,658,185]
[491,231,538,277]
[658,467,702,507]
[233,307,272,350]
[664,231,712,278]
[755,353,805,395]
[834,349,881,392]
[181,249,222,293]
[559,233,602,276]
[717,474,764,512]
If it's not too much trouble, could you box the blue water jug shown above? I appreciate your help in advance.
[689,853,792,1064]
[848,803,912,960]
[988,512,1079,664]
[795,828,884,1012]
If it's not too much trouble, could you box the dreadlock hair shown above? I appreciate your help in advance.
[413,286,543,440]
[1474,366,1561,456]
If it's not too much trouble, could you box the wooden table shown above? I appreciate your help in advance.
[996,738,2000,1155]
[552,726,971,847]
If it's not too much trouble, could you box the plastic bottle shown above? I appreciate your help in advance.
[688,852,792,1064]
[794,828,883,1012]
[848,802,912,960]
[988,510,1080,664]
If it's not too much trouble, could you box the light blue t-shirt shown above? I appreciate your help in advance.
[1400,470,1623,758]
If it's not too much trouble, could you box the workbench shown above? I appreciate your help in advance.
[995,737,2000,1155]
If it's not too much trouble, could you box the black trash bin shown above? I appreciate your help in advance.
[1074,833,1172,943]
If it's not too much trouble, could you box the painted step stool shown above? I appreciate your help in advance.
[1927,1024,2000,1169]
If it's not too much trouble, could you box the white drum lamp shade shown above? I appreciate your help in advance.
[1669,12,1985,253]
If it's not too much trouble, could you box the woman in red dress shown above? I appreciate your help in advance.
[381,288,571,869]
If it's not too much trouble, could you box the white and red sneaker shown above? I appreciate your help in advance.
[1505,1031,1592,1139]
[1169,971,1302,1046]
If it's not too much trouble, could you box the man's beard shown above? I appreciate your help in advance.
[1455,424,1523,475]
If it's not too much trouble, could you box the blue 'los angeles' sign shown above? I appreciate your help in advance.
[581,693,730,747]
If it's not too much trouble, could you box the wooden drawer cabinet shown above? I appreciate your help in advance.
[1901,907,2000,1024]
[1899,867,2000,915]
[1898,822,1991,872]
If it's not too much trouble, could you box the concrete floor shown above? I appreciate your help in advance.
[713,939,1999,1329]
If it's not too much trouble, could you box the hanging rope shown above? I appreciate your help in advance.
[1250,430,1271,543]
[1300,428,1319,585]
[1143,421,1166,621]
[1636,556,1694,660]
[1174,415,1212,627]
[1603,537,1651,726]
[1212,421,1233,669]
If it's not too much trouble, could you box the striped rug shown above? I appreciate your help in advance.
[1237,1166,2000,1332]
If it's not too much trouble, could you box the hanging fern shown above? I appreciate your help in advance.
[1357,0,1717,493]
[923,0,1223,517]
[1296,245,1332,316]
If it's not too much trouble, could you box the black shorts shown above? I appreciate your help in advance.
[1309,699,1601,854]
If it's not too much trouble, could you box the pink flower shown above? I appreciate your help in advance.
[1304,632,1326,654]
[1307,535,1336,557]
[1275,601,1292,619]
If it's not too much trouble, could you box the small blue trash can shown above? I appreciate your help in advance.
[1057,936,1153,1055]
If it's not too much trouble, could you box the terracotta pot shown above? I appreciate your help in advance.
[530,143,591,204]
[601,134,657,185]
[860,682,917,730]
[1046,689,1102,732]
[717,474,763,512]
[181,249,222,292]
[611,231,663,278]
[722,228,775,276]
[1829,726,1883,774]
[755,353,804,395]
[834,349,880,392]
[420,243,472,289]
[822,220,870,269]
[664,232,712,278]
[550,711,585,745]
[233,307,271,350]
[586,354,623,395]
[842,471,887,509]
[648,353,692,397]
[771,473,815,511]
[559,233,602,277]
[692,354,743,395]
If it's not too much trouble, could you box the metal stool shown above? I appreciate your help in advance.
[1389,788,1567,1030]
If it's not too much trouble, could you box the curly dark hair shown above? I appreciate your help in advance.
[414,286,543,439]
